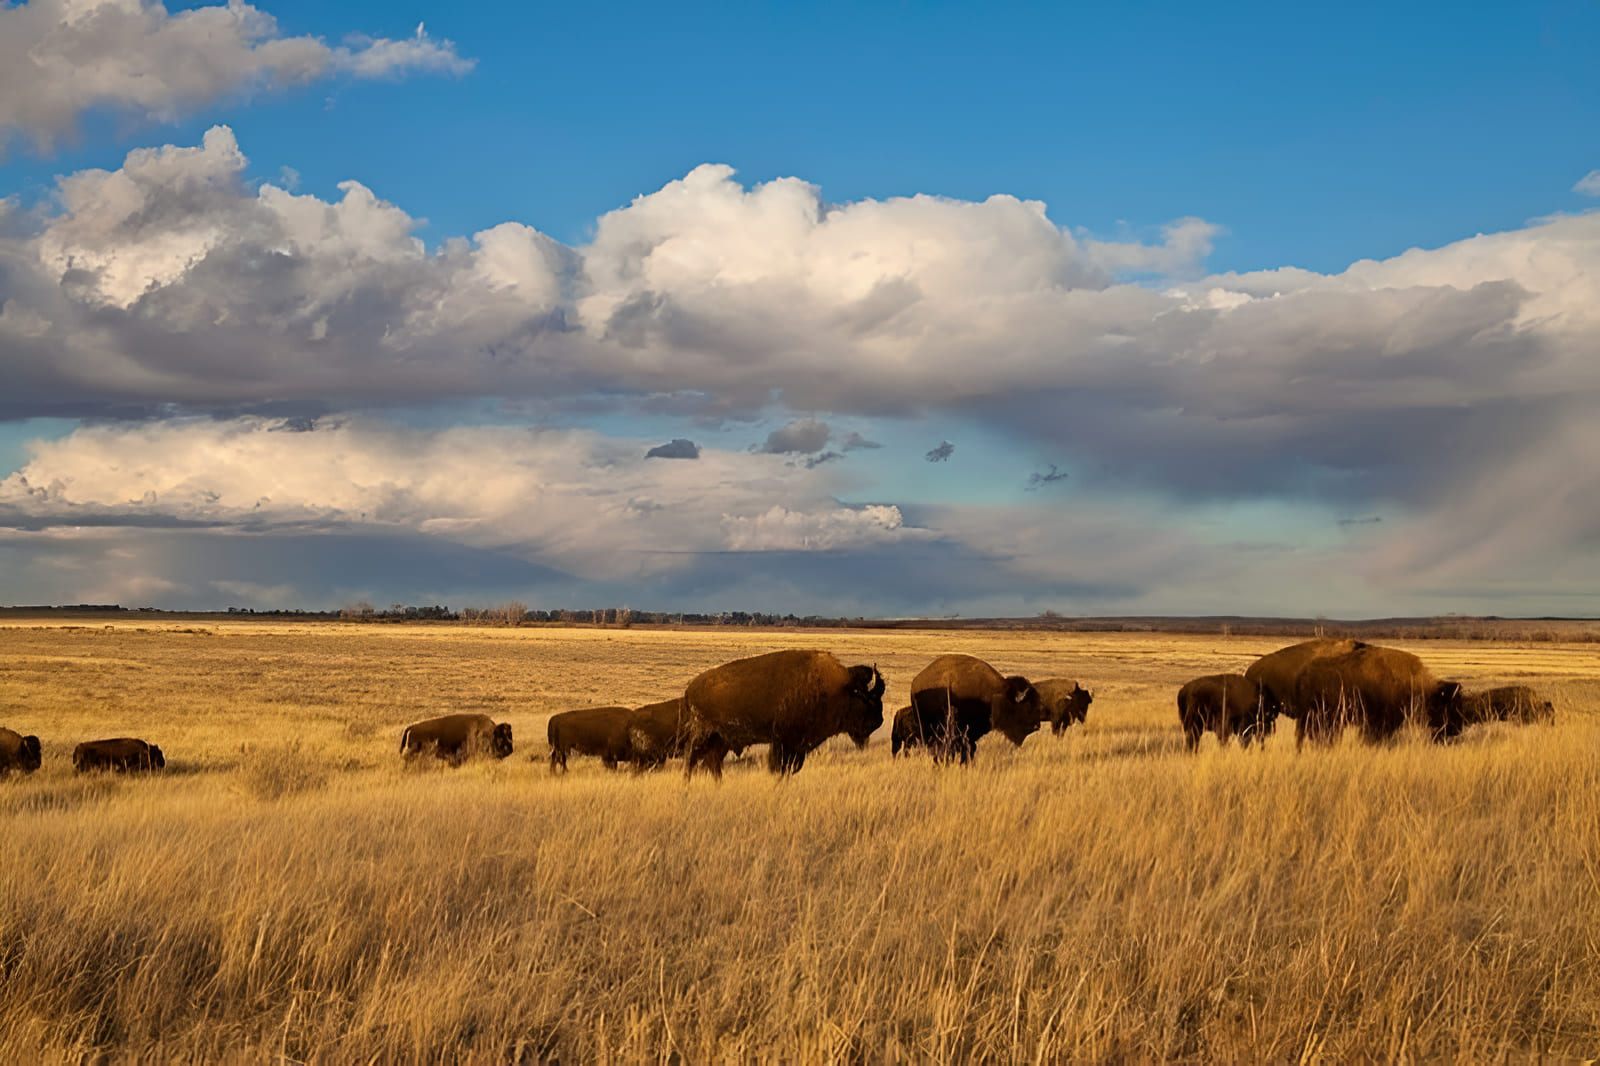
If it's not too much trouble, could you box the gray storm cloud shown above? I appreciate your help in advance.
[0,0,472,153]
[645,438,700,459]
[761,418,831,454]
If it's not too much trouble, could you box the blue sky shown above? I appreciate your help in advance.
[1,0,1598,615]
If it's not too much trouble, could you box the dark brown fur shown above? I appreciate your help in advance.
[1034,679,1093,735]
[626,698,689,769]
[399,713,514,765]
[547,706,635,772]
[890,705,922,756]
[1462,685,1553,725]
[0,727,42,776]
[1294,645,1464,746]
[682,650,885,780]
[1176,673,1267,751]
[908,654,1042,763]
[1245,637,1367,722]
[73,737,164,773]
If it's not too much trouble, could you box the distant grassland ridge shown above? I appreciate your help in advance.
[2,622,1598,1062]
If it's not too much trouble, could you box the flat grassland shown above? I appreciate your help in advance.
[2,621,1598,1063]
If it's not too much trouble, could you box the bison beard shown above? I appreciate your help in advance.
[681,650,885,780]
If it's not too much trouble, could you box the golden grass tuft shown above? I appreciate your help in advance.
[1,622,1598,1061]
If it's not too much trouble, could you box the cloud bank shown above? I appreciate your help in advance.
[4,127,1600,612]
[0,0,471,152]
[0,417,924,581]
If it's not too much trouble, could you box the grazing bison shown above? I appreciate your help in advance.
[1245,637,1367,723]
[1177,673,1268,751]
[399,713,513,765]
[1034,679,1093,735]
[627,698,690,769]
[73,738,164,773]
[0,727,42,776]
[1463,685,1554,725]
[547,706,636,772]
[1294,645,1464,746]
[681,649,885,780]
[908,654,1042,763]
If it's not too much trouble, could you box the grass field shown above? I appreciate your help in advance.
[2,621,1598,1062]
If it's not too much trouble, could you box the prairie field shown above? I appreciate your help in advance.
[2,620,1599,1063]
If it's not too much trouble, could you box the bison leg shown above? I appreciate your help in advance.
[602,754,619,770]
[702,736,729,781]
[549,746,567,773]
[766,744,806,775]
[685,733,729,782]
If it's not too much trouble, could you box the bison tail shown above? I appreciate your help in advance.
[399,727,410,754]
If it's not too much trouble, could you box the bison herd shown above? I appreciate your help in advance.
[1180,638,1553,751]
[0,639,1557,782]
[398,639,1554,777]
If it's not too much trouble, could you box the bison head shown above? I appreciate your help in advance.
[491,722,515,759]
[19,735,41,772]
[1061,685,1092,725]
[843,664,887,748]
[148,745,166,770]
[993,676,1044,746]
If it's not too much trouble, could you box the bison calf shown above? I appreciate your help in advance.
[626,699,688,770]
[890,705,924,756]
[1463,685,1553,725]
[1177,674,1270,752]
[74,737,165,773]
[547,706,635,772]
[399,713,513,765]
[1034,679,1093,735]
[0,727,42,776]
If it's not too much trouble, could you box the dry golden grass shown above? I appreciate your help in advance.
[2,621,1598,1063]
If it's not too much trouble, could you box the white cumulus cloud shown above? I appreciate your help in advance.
[0,0,472,153]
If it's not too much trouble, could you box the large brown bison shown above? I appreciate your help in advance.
[627,698,689,769]
[0,727,42,776]
[1245,637,1367,722]
[1177,673,1267,751]
[73,738,164,773]
[547,706,635,772]
[681,649,885,780]
[1034,678,1093,735]
[907,654,1042,763]
[1294,645,1464,745]
[1462,685,1554,725]
[399,713,513,765]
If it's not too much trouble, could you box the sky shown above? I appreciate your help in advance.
[1,0,1598,617]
